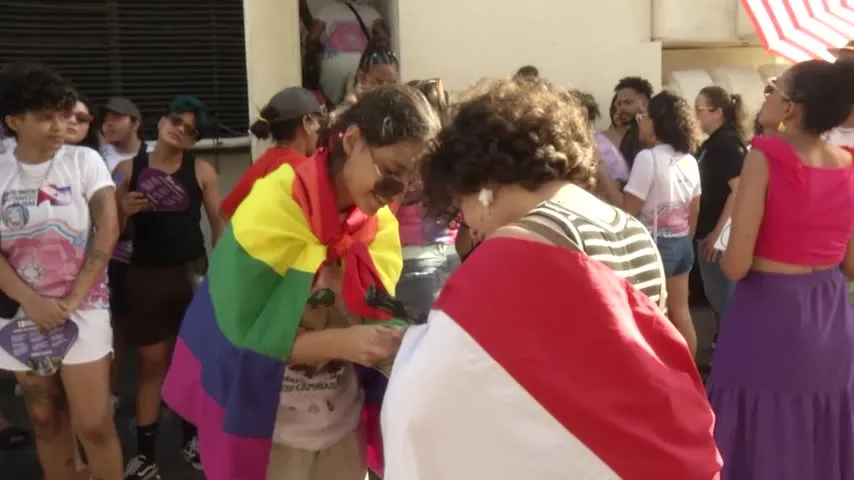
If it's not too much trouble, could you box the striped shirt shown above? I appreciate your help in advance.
[524,200,665,305]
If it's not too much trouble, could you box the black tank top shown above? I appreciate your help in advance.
[129,150,205,267]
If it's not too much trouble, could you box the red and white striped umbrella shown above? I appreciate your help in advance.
[741,0,854,63]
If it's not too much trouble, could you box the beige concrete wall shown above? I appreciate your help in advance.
[663,46,781,79]
[396,0,661,131]
[243,0,301,159]
[197,147,252,252]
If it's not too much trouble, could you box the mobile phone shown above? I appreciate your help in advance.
[364,285,427,325]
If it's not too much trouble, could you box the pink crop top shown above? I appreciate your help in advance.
[753,136,854,265]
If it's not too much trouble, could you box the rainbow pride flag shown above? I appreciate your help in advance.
[162,152,402,480]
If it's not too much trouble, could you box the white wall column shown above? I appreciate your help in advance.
[243,0,301,159]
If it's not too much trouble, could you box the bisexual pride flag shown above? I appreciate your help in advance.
[162,151,402,480]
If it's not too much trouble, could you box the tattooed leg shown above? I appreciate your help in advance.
[15,371,76,480]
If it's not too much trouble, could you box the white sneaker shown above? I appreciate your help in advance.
[123,454,161,480]
[182,436,202,471]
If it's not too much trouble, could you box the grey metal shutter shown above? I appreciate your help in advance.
[0,0,248,141]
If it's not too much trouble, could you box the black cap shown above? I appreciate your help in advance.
[264,87,323,122]
[102,97,141,121]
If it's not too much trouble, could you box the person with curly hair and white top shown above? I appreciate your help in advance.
[0,63,122,479]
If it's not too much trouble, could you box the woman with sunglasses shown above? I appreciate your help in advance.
[0,63,123,478]
[707,60,854,480]
[381,77,720,480]
[113,96,226,478]
[65,94,100,152]
[162,84,439,480]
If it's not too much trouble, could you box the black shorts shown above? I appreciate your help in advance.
[108,260,130,317]
[112,257,207,347]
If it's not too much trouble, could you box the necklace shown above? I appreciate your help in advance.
[13,147,56,189]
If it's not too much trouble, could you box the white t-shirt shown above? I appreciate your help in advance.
[0,145,114,303]
[827,126,854,147]
[624,144,701,238]
[272,263,364,451]
[0,145,115,371]
[100,142,153,173]
[316,2,381,56]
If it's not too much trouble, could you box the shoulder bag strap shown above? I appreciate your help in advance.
[649,148,658,241]
[343,2,372,41]
[512,217,582,253]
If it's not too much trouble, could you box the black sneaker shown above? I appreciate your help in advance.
[123,454,161,479]
[182,436,202,471]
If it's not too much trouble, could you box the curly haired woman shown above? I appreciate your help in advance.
[0,63,122,479]
[381,78,721,479]
[600,91,702,356]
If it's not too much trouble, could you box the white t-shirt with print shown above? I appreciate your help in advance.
[624,144,701,238]
[272,263,364,451]
[316,2,381,55]
[100,142,153,174]
[0,145,115,371]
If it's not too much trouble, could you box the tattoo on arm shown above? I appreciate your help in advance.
[89,187,105,224]
[81,188,116,274]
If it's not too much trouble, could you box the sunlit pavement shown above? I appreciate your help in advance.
[0,307,717,479]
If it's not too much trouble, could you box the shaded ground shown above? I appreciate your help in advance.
[0,307,717,479]
[0,353,204,480]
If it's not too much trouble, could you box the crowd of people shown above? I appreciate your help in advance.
[2,5,854,478]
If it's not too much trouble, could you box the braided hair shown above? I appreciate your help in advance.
[356,38,399,88]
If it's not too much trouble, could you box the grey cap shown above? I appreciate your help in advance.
[264,87,322,122]
[102,97,141,121]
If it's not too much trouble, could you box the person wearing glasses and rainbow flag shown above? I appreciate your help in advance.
[163,84,440,480]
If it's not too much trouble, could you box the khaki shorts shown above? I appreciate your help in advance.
[266,428,366,480]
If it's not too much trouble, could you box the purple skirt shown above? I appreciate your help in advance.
[707,268,854,480]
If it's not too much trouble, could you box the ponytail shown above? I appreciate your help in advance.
[248,104,303,142]
[248,116,272,140]
[699,85,748,142]
[831,59,854,114]
[787,59,854,133]
[728,94,748,143]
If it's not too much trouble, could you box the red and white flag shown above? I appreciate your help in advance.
[382,237,722,480]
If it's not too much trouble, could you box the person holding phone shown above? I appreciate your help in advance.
[163,85,440,480]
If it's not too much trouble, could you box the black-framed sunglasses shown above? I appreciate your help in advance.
[765,78,791,103]
[167,113,199,139]
[365,146,408,199]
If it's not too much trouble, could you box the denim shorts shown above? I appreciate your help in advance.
[656,235,694,277]
[396,244,459,314]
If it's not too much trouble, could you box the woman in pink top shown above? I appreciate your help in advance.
[707,59,854,480]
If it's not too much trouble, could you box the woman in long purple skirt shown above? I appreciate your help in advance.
[707,59,854,480]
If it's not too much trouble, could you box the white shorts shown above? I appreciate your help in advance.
[0,308,113,372]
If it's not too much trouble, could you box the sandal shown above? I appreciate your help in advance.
[0,424,32,450]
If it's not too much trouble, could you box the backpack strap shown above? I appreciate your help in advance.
[343,2,371,41]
